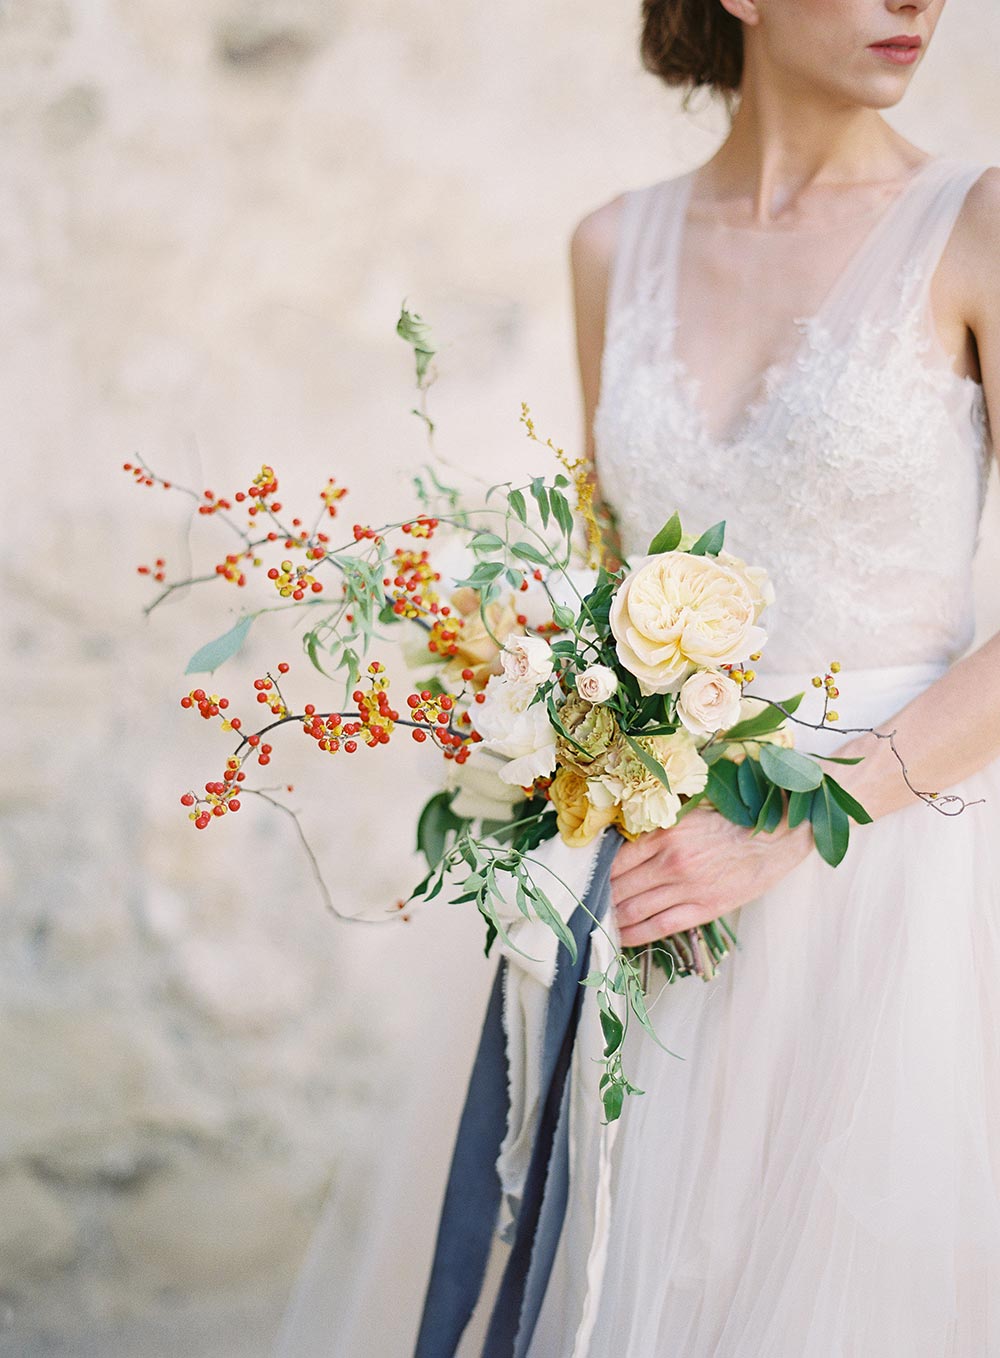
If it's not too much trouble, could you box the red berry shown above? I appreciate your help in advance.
[344,740,358,754]
[278,663,289,673]
[461,668,474,682]
[180,793,195,806]
[195,814,210,830]
[228,799,241,812]
[412,729,427,743]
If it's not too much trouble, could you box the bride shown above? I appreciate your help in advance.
[277,0,1000,1353]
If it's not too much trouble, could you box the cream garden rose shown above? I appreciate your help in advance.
[718,548,775,621]
[676,669,743,737]
[609,552,769,696]
[575,664,618,704]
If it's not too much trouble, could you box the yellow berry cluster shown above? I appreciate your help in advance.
[725,652,762,685]
[811,660,842,721]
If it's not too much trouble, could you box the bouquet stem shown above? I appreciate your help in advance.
[633,919,740,986]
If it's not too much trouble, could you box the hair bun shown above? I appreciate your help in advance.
[640,0,744,104]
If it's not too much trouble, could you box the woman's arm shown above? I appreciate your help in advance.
[612,167,1000,948]
[831,167,1000,819]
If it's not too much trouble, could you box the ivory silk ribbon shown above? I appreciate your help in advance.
[414,827,622,1358]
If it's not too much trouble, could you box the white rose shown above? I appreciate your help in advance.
[676,669,743,737]
[500,633,554,688]
[609,552,768,696]
[446,747,526,821]
[473,674,557,786]
[575,664,618,705]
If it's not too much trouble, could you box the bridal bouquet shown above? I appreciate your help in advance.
[128,306,876,1120]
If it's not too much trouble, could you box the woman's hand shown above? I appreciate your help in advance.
[610,804,815,948]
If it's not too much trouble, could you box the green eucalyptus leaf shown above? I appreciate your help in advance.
[416,790,468,870]
[185,615,254,675]
[754,782,784,834]
[511,540,551,566]
[705,759,755,827]
[527,885,578,963]
[602,1082,625,1123]
[599,1006,624,1057]
[737,755,768,818]
[647,511,682,555]
[824,774,874,825]
[758,743,824,792]
[550,489,575,540]
[721,691,804,741]
[470,532,505,553]
[530,477,550,528]
[481,914,498,957]
[686,520,726,557]
[508,488,528,523]
[810,781,851,866]
[786,788,812,829]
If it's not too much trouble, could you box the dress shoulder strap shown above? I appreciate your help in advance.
[605,177,685,327]
[820,156,993,333]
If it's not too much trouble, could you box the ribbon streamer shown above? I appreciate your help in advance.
[415,828,621,1358]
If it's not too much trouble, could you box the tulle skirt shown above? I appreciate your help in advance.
[531,659,1000,1358]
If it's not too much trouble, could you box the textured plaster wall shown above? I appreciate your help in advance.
[0,0,997,1353]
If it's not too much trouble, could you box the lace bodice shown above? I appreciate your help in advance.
[594,156,994,673]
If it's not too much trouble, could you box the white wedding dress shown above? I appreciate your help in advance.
[528,153,1000,1357]
[274,154,1000,1358]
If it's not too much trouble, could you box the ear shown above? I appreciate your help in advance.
[718,0,761,25]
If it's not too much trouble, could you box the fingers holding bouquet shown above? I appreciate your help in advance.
[610,803,813,949]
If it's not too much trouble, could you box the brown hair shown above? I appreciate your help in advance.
[640,0,744,107]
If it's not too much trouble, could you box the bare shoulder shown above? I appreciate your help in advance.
[569,191,628,307]
[947,165,1000,323]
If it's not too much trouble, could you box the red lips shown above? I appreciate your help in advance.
[869,35,922,49]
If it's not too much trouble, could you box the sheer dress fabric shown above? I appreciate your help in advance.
[528,155,1000,1357]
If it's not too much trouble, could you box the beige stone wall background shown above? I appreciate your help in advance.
[0,1,997,1353]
